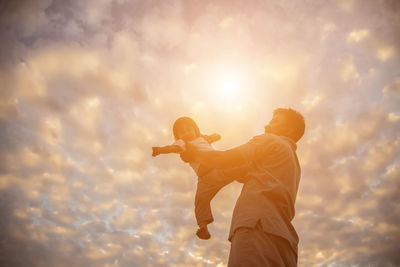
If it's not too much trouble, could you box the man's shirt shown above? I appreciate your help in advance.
[229,133,301,252]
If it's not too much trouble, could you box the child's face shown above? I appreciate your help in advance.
[176,124,197,141]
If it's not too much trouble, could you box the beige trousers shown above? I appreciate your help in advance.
[228,222,297,267]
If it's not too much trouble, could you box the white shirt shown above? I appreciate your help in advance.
[172,136,214,174]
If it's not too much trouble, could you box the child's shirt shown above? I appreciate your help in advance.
[172,136,214,175]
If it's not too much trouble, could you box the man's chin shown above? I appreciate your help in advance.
[264,125,272,133]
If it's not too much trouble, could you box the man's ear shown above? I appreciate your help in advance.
[283,125,295,138]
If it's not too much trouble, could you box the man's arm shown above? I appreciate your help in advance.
[181,146,246,169]
[182,134,269,168]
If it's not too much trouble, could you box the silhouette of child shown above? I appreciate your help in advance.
[152,116,243,240]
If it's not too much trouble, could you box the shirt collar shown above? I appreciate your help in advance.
[265,133,297,151]
[281,136,297,151]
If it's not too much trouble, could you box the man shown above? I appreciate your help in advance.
[181,108,305,266]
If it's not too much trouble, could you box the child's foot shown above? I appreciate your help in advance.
[196,226,211,240]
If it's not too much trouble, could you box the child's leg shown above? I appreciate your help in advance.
[194,166,248,238]
[194,176,220,240]
[194,177,218,227]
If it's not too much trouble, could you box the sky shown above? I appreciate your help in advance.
[0,0,399,266]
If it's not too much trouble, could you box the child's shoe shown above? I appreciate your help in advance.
[196,225,211,240]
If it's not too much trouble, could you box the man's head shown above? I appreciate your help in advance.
[264,108,305,142]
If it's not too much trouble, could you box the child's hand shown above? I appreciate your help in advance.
[203,133,221,144]
[152,147,161,157]
[211,133,221,142]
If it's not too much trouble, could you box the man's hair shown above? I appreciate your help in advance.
[273,108,305,142]
[172,116,200,140]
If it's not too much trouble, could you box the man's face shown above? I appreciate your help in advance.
[264,114,289,135]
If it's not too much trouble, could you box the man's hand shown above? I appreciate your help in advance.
[152,147,161,157]
[180,143,197,163]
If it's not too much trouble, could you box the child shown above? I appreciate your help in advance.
[152,116,244,240]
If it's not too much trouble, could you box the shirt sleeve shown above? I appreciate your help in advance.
[171,139,186,152]
[237,134,274,162]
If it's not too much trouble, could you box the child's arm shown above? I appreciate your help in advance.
[152,145,184,157]
[201,133,221,144]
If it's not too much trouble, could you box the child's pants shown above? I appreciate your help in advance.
[194,166,249,226]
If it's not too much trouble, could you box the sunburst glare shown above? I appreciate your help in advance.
[218,73,242,101]
[207,65,251,111]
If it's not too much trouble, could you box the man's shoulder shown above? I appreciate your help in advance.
[237,134,274,157]
[243,134,294,155]
[254,133,294,144]
[248,133,279,144]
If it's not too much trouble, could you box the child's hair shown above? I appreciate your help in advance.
[273,108,305,142]
[172,116,200,140]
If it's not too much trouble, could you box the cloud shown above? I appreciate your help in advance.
[1,0,400,266]
[383,78,400,93]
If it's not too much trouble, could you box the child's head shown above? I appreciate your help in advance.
[264,108,305,142]
[173,116,200,141]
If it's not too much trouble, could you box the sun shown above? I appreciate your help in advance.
[213,69,248,105]
[218,74,241,100]
[199,63,251,111]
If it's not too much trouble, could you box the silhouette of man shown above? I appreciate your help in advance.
[181,108,305,267]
